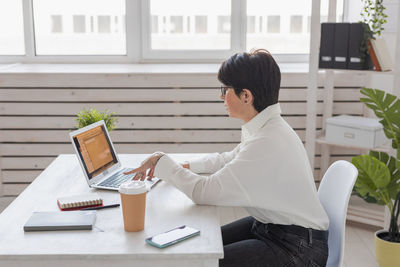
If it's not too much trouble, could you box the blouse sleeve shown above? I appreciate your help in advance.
[153,149,252,207]
[186,144,241,174]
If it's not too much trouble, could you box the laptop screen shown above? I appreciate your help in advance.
[72,125,118,179]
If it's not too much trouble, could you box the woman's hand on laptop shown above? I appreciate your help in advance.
[123,152,165,181]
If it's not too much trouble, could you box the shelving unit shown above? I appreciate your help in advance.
[316,69,395,176]
[306,0,400,228]
[317,129,391,227]
[315,136,391,153]
[315,70,395,228]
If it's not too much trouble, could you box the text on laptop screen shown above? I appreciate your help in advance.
[73,125,118,179]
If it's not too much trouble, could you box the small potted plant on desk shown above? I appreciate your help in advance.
[351,88,400,267]
[75,107,118,131]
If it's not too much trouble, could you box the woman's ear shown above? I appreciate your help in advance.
[241,89,253,104]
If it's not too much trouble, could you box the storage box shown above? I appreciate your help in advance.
[325,115,388,148]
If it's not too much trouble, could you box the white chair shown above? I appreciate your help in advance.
[317,160,358,267]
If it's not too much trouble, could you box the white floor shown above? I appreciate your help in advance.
[344,222,379,267]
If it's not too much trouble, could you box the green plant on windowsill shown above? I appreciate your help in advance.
[358,0,388,69]
[351,88,400,267]
[360,0,388,38]
[75,107,118,131]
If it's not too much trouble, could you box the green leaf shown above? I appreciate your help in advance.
[353,191,381,204]
[369,151,400,200]
[74,108,118,132]
[396,150,400,170]
[352,155,391,206]
[360,88,400,148]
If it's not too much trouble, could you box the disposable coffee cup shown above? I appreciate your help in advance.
[119,180,147,232]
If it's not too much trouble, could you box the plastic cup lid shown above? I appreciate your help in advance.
[119,180,147,195]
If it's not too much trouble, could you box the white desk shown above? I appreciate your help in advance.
[0,154,223,267]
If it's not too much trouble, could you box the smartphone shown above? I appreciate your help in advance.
[145,225,200,248]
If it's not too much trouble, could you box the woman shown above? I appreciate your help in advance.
[125,49,329,267]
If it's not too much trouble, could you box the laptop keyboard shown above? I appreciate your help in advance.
[97,168,135,188]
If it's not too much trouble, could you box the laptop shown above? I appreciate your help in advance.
[69,120,159,191]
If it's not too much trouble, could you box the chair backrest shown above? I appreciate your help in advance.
[317,160,358,267]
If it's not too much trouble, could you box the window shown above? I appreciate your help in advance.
[149,0,231,50]
[0,0,345,62]
[32,0,126,55]
[0,0,25,55]
[195,16,207,33]
[247,0,343,55]
[151,15,159,33]
[290,15,303,33]
[73,15,86,33]
[258,17,263,33]
[98,15,111,33]
[170,16,184,33]
[267,16,280,33]
[218,16,231,34]
[51,15,63,33]
[90,16,95,32]
[247,16,256,34]
[114,16,119,33]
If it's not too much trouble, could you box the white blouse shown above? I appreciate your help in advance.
[154,103,329,230]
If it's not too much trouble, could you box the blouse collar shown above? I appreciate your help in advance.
[241,103,281,142]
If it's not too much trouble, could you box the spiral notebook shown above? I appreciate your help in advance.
[57,193,103,211]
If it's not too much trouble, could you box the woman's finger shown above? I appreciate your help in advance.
[147,168,155,180]
[145,168,151,179]
[124,153,160,176]
[132,173,140,180]
[133,172,146,181]
[124,167,139,175]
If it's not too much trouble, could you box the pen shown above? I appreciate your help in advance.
[81,204,120,210]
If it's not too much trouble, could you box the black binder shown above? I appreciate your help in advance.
[319,23,335,68]
[333,23,350,69]
[347,23,371,70]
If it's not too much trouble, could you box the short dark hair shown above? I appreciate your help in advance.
[217,49,281,112]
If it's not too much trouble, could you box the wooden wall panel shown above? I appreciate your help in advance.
[0,142,364,156]
[0,72,365,202]
[0,88,362,102]
[0,102,363,116]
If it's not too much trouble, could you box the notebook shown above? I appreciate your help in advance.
[69,120,160,191]
[57,193,103,211]
[23,211,96,232]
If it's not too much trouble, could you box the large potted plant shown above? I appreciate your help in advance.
[351,88,400,267]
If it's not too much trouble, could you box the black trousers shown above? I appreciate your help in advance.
[219,216,329,267]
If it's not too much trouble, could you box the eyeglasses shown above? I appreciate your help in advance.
[220,85,230,96]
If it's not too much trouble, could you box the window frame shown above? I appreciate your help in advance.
[140,0,243,62]
[0,0,336,64]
